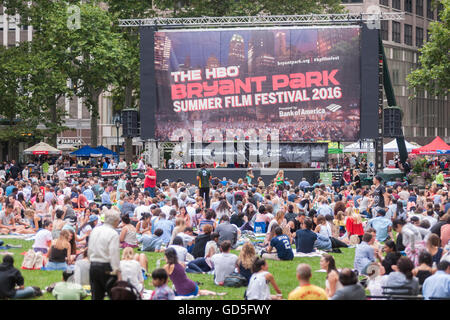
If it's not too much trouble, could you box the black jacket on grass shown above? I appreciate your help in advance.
[0,261,24,298]
[191,233,211,258]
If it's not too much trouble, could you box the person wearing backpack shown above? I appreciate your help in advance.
[0,255,36,299]
[245,258,282,300]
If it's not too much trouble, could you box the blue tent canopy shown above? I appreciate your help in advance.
[70,145,103,157]
[94,145,117,157]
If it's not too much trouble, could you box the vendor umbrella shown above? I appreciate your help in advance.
[23,142,62,155]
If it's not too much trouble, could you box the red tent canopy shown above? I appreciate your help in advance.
[411,136,450,155]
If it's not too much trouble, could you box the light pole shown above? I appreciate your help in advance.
[114,114,121,158]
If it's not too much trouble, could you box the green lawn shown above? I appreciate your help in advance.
[0,238,356,300]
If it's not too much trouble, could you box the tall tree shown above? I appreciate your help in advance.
[407,0,450,97]
[105,0,156,162]
[64,3,127,147]
[1,0,72,147]
[154,0,345,17]
[2,1,128,147]
[0,42,68,146]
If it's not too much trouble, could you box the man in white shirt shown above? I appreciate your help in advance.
[88,209,121,300]
[22,167,29,180]
[107,160,117,170]
[210,240,238,285]
[133,200,151,222]
[117,159,127,170]
[56,167,66,181]
[62,183,71,197]
[423,210,438,228]
[160,199,172,216]
[168,236,188,263]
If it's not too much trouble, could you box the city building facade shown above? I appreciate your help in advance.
[343,0,449,145]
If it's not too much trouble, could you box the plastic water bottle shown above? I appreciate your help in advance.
[156,258,161,268]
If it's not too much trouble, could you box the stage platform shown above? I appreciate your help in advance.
[156,168,322,185]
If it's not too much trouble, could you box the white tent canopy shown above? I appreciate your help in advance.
[23,142,61,155]
[383,139,421,152]
[343,141,375,153]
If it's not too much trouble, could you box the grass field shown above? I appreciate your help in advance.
[0,238,356,300]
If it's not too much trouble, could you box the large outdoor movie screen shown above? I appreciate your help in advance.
[153,26,361,142]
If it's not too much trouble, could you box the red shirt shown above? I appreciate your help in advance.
[345,217,364,236]
[144,168,156,188]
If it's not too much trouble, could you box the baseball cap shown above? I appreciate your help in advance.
[88,215,99,223]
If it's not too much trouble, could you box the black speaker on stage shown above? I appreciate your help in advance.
[383,107,403,138]
[122,109,139,137]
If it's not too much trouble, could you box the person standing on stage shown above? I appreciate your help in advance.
[197,164,211,209]
[144,164,157,198]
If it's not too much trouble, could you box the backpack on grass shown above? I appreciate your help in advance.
[223,273,248,288]
[21,250,44,270]
[109,280,141,300]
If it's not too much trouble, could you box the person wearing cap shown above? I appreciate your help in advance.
[366,209,393,242]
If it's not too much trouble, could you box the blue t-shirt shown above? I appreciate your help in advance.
[368,216,392,242]
[141,234,163,251]
[154,219,174,245]
[445,202,450,214]
[5,185,15,197]
[295,229,318,253]
[270,235,294,260]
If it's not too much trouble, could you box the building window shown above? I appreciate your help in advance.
[392,0,401,9]
[405,0,413,12]
[427,0,434,19]
[416,27,423,47]
[393,48,402,60]
[392,69,400,85]
[404,24,412,45]
[416,0,423,16]
[381,20,389,40]
[379,0,389,6]
[392,21,401,43]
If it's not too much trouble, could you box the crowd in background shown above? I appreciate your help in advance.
[0,157,449,300]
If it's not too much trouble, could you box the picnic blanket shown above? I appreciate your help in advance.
[0,234,32,240]
[0,244,22,250]
[293,250,327,258]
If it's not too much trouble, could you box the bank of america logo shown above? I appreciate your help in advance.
[326,104,342,112]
